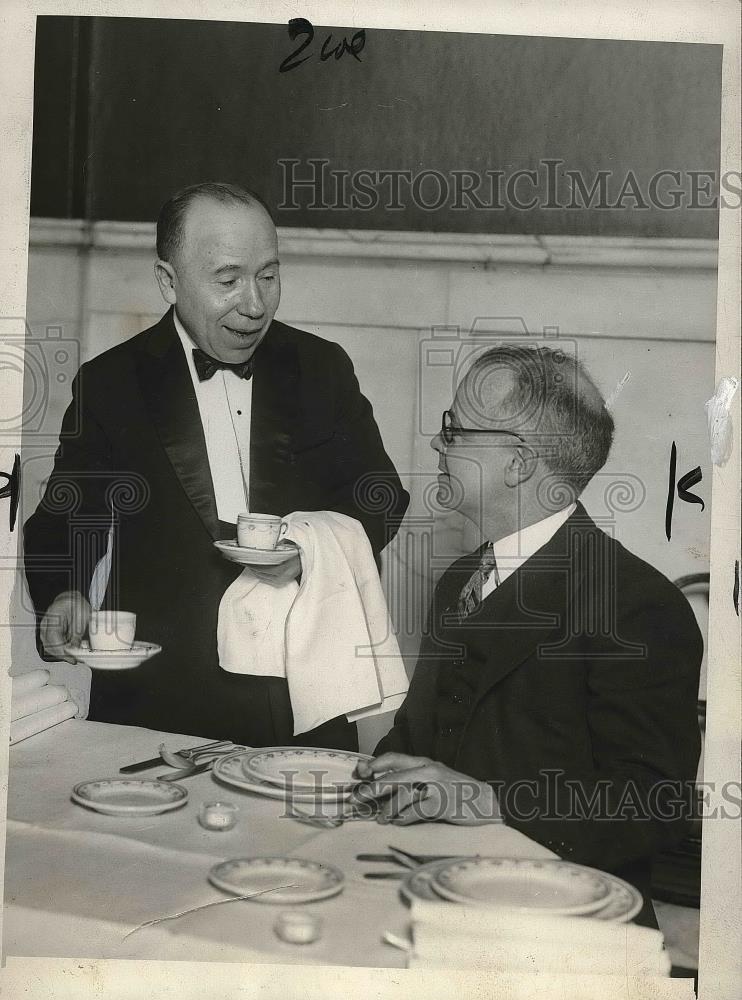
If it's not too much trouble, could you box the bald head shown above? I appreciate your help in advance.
[156,181,274,267]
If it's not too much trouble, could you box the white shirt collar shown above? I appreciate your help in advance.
[172,311,201,383]
[490,503,577,583]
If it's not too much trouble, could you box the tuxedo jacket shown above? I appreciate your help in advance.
[24,310,409,745]
[376,504,702,898]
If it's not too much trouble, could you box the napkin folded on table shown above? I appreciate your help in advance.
[217,510,409,736]
[405,899,671,976]
[9,669,80,745]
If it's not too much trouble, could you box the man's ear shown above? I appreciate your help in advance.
[504,445,539,487]
[154,259,177,304]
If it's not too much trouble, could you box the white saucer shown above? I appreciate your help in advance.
[213,540,298,566]
[65,641,162,671]
[71,777,188,815]
[208,856,344,904]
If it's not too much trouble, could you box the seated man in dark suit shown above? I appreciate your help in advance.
[355,345,702,921]
[24,182,409,750]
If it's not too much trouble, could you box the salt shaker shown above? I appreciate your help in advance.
[274,910,323,944]
[198,801,238,831]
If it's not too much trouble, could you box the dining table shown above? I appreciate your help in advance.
[3,718,558,967]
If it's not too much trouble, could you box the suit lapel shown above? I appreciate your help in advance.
[135,310,220,538]
[248,323,302,514]
[466,505,595,702]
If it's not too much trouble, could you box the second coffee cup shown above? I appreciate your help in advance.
[88,611,137,651]
[237,513,288,550]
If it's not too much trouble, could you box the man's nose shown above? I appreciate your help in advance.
[236,280,265,317]
[431,431,444,454]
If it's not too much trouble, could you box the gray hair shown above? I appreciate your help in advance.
[465,344,614,496]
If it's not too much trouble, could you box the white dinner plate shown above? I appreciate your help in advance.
[240,746,372,791]
[213,540,298,566]
[71,777,188,816]
[64,641,162,671]
[431,857,612,916]
[208,856,344,904]
[213,752,353,801]
[401,860,643,922]
[400,858,470,906]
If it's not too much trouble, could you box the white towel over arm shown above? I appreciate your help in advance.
[217,511,409,736]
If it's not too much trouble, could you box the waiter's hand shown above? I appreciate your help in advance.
[246,550,302,587]
[40,591,91,663]
[352,752,502,827]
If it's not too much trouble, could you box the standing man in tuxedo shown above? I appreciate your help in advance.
[354,345,701,921]
[24,182,409,750]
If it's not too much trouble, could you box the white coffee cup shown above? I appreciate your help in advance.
[237,513,289,550]
[88,611,137,651]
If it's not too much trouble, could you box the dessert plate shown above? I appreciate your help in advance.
[431,857,612,916]
[64,641,162,671]
[213,540,298,566]
[240,746,372,791]
[71,777,188,815]
[208,856,344,904]
[213,752,353,801]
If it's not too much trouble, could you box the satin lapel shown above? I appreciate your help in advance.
[248,323,302,515]
[468,505,595,702]
[135,310,219,538]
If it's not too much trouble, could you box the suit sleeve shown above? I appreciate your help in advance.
[324,342,410,557]
[374,698,414,756]
[24,366,114,632]
[498,591,703,872]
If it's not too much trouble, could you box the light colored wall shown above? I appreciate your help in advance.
[15,223,717,752]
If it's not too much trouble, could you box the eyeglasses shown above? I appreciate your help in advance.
[440,409,527,446]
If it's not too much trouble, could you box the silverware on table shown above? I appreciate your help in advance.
[156,760,216,782]
[120,740,232,774]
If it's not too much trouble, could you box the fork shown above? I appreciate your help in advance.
[158,741,234,768]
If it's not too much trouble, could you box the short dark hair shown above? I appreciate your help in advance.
[156,182,274,263]
[466,344,614,497]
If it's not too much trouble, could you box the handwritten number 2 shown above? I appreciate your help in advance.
[280,20,365,72]
[279,18,314,73]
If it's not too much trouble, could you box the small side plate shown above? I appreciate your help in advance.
[208,856,344,904]
[71,777,188,815]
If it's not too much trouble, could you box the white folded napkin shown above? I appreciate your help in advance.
[217,510,409,735]
[407,899,670,976]
[10,669,50,699]
[10,700,78,745]
[11,683,70,722]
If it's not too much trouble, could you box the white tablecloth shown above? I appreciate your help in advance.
[4,719,555,965]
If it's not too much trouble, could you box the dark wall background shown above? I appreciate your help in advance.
[31,16,722,237]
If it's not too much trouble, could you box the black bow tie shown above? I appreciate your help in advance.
[192,348,254,382]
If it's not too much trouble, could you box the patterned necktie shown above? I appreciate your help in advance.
[192,348,254,382]
[456,542,501,621]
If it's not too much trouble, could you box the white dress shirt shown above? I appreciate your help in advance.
[481,503,577,601]
[173,312,253,524]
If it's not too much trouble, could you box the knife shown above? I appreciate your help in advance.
[120,756,170,774]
